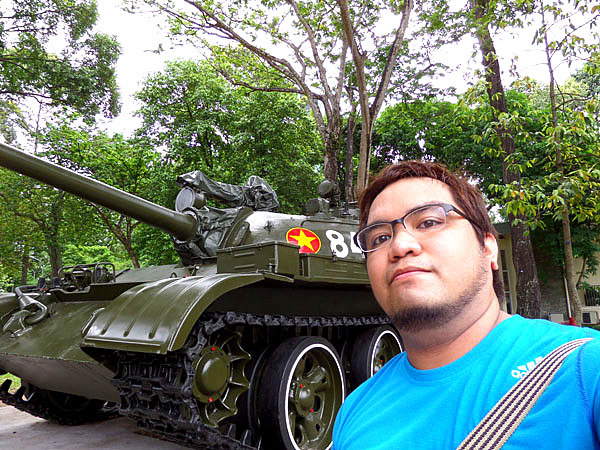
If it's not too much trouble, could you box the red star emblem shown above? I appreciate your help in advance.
[286,227,322,254]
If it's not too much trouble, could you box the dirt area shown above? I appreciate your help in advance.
[0,405,186,449]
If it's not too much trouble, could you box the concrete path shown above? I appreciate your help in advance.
[0,404,186,449]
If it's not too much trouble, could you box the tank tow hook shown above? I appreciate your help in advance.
[2,285,48,337]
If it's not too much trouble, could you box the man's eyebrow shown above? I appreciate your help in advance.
[366,201,443,226]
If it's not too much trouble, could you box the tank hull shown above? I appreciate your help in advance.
[0,142,400,450]
[0,300,118,401]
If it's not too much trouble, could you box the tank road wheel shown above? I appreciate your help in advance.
[191,327,251,427]
[350,325,403,389]
[257,336,345,450]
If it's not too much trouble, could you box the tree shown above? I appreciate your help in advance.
[575,57,600,98]
[0,192,45,287]
[535,3,599,325]
[126,0,440,192]
[0,167,82,277]
[62,243,131,270]
[490,81,600,324]
[469,0,543,318]
[372,97,503,185]
[336,0,413,191]
[0,0,121,119]
[476,0,600,324]
[135,59,322,214]
[39,123,161,268]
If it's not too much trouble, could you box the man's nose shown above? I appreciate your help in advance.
[387,226,422,259]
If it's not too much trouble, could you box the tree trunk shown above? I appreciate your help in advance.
[345,111,357,203]
[543,27,582,324]
[356,120,372,195]
[323,123,341,182]
[125,243,140,269]
[562,209,582,324]
[471,0,542,317]
[20,245,29,285]
[337,0,412,194]
[46,238,62,278]
[509,219,542,318]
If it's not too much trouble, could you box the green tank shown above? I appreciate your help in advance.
[0,142,402,449]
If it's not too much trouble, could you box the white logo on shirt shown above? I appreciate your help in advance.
[511,356,544,379]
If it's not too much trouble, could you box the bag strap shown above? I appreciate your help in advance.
[456,337,592,450]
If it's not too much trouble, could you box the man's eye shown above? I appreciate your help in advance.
[367,231,391,248]
[415,218,444,230]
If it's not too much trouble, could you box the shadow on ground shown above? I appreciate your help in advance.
[0,404,186,449]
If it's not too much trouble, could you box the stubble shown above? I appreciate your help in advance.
[390,254,489,333]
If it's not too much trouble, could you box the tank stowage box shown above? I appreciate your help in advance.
[0,142,403,449]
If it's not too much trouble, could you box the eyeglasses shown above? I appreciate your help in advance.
[354,203,473,253]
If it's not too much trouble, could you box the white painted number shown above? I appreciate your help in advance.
[325,230,362,257]
[326,230,348,258]
[349,232,362,254]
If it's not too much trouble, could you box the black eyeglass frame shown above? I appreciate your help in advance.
[353,202,477,253]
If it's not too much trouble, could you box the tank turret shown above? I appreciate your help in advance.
[0,142,402,450]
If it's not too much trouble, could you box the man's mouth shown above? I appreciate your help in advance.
[390,267,431,284]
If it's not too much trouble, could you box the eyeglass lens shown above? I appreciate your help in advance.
[359,205,449,252]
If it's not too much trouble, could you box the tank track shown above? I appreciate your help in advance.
[0,380,117,425]
[113,311,390,449]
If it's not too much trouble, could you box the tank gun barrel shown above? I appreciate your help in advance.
[0,142,197,241]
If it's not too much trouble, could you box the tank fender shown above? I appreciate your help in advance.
[82,273,265,354]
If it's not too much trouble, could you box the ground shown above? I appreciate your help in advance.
[0,403,186,449]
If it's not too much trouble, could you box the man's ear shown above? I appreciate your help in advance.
[484,233,499,271]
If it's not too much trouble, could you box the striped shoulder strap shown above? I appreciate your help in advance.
[456,337,593,450]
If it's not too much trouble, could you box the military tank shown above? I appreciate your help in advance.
[0,142,402,450]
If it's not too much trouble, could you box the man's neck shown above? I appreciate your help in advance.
[401,300,510,370]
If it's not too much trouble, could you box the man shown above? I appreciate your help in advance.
[333,161,600,449]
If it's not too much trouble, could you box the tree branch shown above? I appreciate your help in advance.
[216,68,314,96]
[370,0,414,120]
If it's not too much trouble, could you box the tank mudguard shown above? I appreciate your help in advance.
[82,273,265,354]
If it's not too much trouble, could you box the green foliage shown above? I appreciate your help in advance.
[135,59,322,214]
[62,244,132,270]
[372,97,503,191]
[532,224,600,286]
[0,179,39,286]
[0,373,20,391]
[133,223,178,266]
[38,119,162,268]
[128,163,179,265]
[127,0,451,187]
[487,87,600,230]
[0,165,80,278]
[0,271,14,292]
[0,100,27,144]
[0,1,121,118]
[373,78,600,293]
[574,55,600,99]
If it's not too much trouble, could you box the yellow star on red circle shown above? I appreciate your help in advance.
[286,227,322,254]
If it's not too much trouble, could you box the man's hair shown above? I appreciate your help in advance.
[358,161,504,301]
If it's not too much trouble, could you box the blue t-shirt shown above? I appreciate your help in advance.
[333,315,600,449]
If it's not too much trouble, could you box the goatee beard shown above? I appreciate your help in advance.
[390,257,488,333]
[391,297,473,332]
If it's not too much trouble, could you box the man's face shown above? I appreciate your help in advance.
[365,177,498,332]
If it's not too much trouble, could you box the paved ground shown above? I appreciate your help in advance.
[0,404,186,449]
